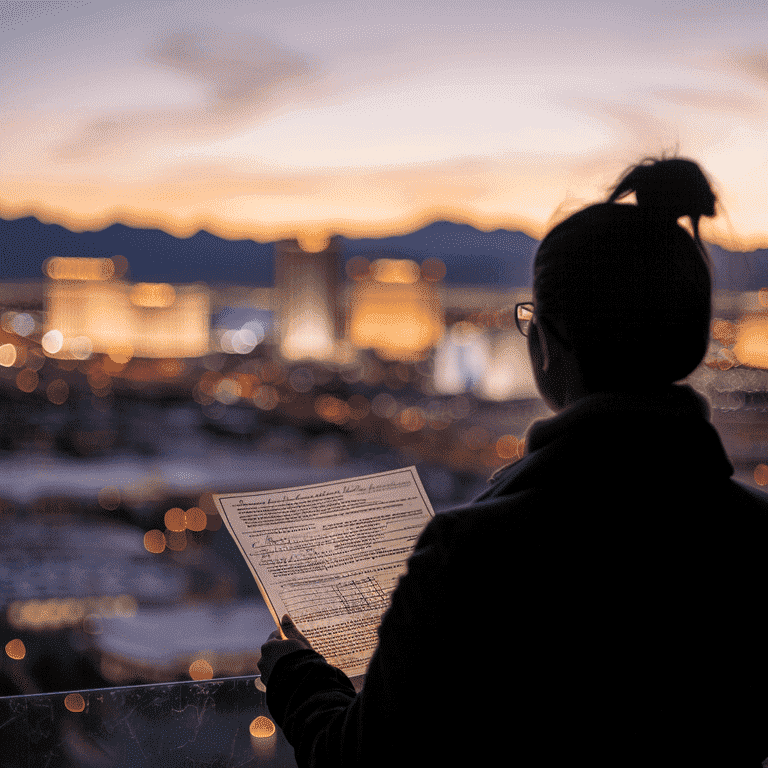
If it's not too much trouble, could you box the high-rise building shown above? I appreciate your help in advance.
[274,237,343,362]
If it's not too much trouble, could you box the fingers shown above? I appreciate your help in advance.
[281,614,300,637]
[281,615,311,647]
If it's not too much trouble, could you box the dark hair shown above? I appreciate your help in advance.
[533,157,717,389]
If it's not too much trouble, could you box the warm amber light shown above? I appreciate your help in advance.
[45,257,114,281]
[107,346,133,365]
[214,377,242,404]
[189,659,214,680]
[250,716,276,738]
[372,258,420,284]
[296,234,331,253]
[64,693,86,713]
[496,434,520,459]
[143,529,166,553]
[315,394,351,424]
[129,283,176,308]
[349,277,444,360]
[754,463,768,486]
[711,319,738,347]
[5,639,25,660]
[733,315,768,368]
[185,507,207,532]
[398,406,426,432]
[164,507,186,532]
[0,344,17,367]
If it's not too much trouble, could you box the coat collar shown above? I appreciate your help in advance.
[484,384,732,494]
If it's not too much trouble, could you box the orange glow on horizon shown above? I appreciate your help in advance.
[2,173,766,253]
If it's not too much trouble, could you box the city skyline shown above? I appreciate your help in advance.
[2,213,767,291]
[1,1,767,252]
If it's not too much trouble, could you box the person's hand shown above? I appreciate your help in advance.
[258,614,314,686]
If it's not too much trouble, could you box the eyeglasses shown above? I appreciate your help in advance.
[515,302,534,337]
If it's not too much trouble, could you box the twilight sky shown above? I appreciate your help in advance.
[1,0,767,251]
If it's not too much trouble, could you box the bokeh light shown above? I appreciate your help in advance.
[164,507,186,532]
[0,343,17,367]
[45,257,114,281]
[129,283,176,308]
[5,638,25,660]
[754,463,768,486]
[253,385,279,410]
[189,659,214,680]
[185,507,207,532]
[496,434,521,460]
[11,313,35,337]
[250,716,276,738]
[143,529,166,554]
[421,257,447,282]
[41,329,64,354]
[70,336,94,360]
[16,368,38,393]
[315,394,351,425]
[64,693,86,713]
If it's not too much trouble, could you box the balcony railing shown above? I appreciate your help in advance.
[0,674,298,767]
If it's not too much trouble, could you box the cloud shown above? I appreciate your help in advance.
[129,155,500,212]
[148,27,316,105]
[654,86,765,117]
[53,26,326,161]
[726,46,768,87]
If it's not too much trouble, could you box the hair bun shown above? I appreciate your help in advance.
[608,157,716,221]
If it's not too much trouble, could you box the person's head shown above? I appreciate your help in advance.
[528,157,717,411]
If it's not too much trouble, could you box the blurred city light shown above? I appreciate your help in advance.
[44,260,209,359]
[348,258,444,361]
[250,716,276,738]
[1,241,767,704]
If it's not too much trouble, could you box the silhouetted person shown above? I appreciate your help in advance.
[259,157,768,767]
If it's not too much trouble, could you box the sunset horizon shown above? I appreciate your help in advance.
[2,1,767,254]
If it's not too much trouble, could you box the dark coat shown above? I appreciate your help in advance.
[266,385,768,767]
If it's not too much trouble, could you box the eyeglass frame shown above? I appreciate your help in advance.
[514,301,573,351]
[514,302,534,337]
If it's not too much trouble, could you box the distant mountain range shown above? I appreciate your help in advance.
[0,215,766,290]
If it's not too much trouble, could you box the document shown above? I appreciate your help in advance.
[213,467,435,678]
